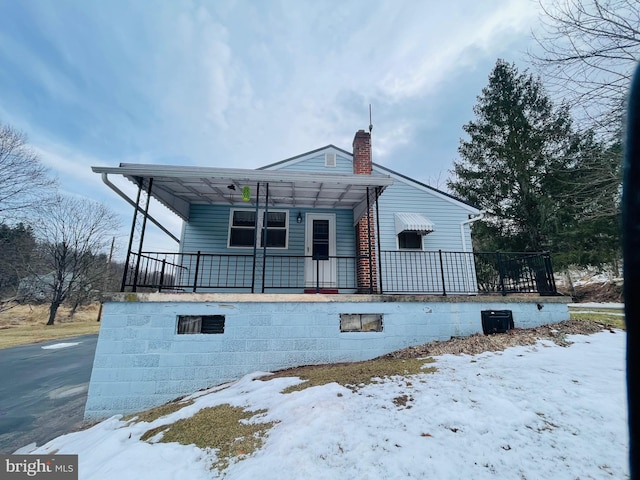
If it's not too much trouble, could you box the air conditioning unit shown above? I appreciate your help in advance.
[481,310,514,335]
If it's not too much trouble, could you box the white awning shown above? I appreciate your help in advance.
[394,212,434,235]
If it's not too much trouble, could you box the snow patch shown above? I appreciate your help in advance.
[41,342,80,350]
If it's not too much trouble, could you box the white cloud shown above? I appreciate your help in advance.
[373,122,413,159]
[0,0,545,257]
[374,1,538,100]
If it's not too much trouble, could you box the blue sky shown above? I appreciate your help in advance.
[0,0,542,252]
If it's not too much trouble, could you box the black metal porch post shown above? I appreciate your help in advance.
[132,177,153,292]
[438,249,447,296]
[121,178,143,292]
[251,182,260,293]
[261,183,269,293]
[375,186,383,294]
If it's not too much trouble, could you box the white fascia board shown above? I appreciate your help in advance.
[92,164,392,188]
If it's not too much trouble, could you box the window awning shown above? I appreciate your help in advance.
[394,212,434,235]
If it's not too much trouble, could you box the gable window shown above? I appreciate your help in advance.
[228,209,288,248]
[398,231,422,250]
[325,152,336,167]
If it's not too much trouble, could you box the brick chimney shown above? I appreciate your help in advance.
[352,129,377,293]
[353,130,372,175]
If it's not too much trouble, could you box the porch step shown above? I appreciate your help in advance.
[304,288,339,294]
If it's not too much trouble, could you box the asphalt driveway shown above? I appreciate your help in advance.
[0,334,98,453]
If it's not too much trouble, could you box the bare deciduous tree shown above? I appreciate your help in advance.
[32,195,120,325]
[0,122,56,221]
[531,0,640,133]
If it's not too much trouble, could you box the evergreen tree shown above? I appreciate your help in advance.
[448,59,578,255]
[551,135,621,270]
[0,223,36,299]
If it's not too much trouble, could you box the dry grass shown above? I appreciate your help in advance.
[140,404,275,472]
[124,398,195,424]
[570,312,625,330]
[0,302,101,349]
[568,304,625,331]
[385,318,618,359]
[131,358,436,473]
[267,357,437,393]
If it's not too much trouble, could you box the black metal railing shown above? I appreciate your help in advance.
[262,255,357,291]
[121,250,557,296]
[123,252,255,292]
[474,251,556,295]
[379,250,557,295]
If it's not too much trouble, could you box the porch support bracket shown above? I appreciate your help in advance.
[100,173,179,243]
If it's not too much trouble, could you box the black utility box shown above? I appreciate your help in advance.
[481,310,514,335]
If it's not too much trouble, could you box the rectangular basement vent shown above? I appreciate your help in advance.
[177,315,225,334]
[340,313,383,332]
[325,152,336,167]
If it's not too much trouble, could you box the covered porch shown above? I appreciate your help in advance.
[92,164,558,297]
[92,163,392,294]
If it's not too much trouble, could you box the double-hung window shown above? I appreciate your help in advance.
[228,209,288,249]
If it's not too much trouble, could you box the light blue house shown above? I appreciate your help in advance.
[93,129,531,296]
[85,130,564,420]
[259,131,485,294]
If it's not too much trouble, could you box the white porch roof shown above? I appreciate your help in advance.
[92,163,393,223]
[394,212,435,235]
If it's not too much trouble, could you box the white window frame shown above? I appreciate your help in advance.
[325,152,336,167]
[227,208,289,249]
[396,231,423,251]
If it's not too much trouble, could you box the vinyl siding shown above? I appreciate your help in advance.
[376,181,476,293]
[180,204,355,292]
[267,151,477,292]
[183,205,354,255]
[376,181,470,252]
[269,151,354,174]
[177,148,477,293]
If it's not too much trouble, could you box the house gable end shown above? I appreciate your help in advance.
[259,145,480,214]
[259,145,353,173]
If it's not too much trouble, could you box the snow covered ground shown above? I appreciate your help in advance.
[23,330,628,479]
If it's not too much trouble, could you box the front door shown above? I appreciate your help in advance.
[304,213,337,289]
